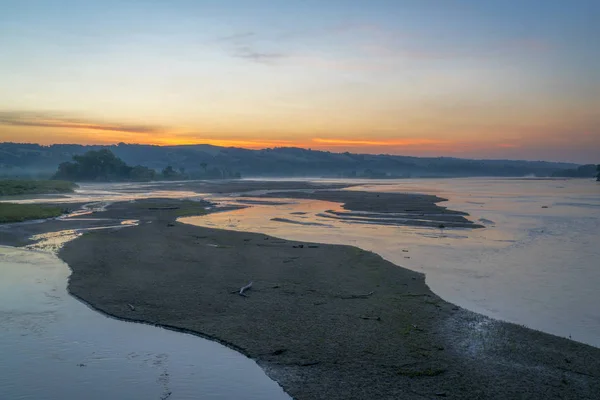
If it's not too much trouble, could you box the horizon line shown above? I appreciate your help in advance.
[0,141,583,165]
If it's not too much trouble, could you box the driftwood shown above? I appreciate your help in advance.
[230,281,254,297]
[360,316,381,321]
[239,281,253,296]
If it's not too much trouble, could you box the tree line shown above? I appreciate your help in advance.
[53,149,240,182]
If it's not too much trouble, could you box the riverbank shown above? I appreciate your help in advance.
[0,179,77,196]
[56,199,600,399]
[0,199,213,247]
[250,189,482,228]
[0,202,68,223]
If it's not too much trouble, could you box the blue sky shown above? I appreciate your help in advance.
[0,0,598,162]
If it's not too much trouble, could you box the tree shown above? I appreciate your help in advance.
[130,165,157,181]
[162,165,177,179]
[51,149,164,182]
[597,164,600,181]
[552,164,599,178]
[53,149,132,181]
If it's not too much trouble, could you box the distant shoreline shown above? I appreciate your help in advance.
[1,141,585,180]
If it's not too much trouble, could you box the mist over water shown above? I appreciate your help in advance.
[183,178,600,347]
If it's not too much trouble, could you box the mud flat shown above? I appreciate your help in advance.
[251,190,482,228]
[56,199,600,400]
[110,179,354,194]
[0,199,214,247]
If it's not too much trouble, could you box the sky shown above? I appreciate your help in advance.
[0,0,599,163]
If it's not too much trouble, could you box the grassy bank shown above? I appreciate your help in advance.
[0,203,66,223]
[0,179,78,196]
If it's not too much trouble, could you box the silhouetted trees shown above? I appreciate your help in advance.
[5,142,577,179]
[54,149,156,182]
[54,149,134,181]
[52,149,238,181]
[551,164,598,178]
[130,165,157,181]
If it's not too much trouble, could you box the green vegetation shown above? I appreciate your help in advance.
[1,142,578,179]
[0,203,66,223]
[52,149,219,182]
[54,149,161,182]
[0,179,77,196]
[172,206,209,217]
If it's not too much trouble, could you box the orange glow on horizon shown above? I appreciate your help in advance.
[312,138,448,146]
[1,116,598,163]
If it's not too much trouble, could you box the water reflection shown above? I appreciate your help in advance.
[0,247,290,400]
[182,178,600,347]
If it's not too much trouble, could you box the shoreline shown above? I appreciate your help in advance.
[2,187,600,399]
[52,199,600,399]
[248,189,483,228]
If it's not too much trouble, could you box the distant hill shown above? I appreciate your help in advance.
[0,142,581,179]
[551,164,598,178]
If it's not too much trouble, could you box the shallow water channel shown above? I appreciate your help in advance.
[0,244,290,400]
[183,178,600,348]
[2,176,598,398]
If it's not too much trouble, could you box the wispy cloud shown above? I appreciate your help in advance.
[233,46,286,64]
[0,111,164,134]
[159,137,296,148]
[217,31,287,65]
[217,32,256,42]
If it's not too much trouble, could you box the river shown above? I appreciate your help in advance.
[182,177,600,347]
[0,242,290,399]
[2,177,599,399]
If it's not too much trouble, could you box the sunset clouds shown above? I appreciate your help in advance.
[0,1,598,162]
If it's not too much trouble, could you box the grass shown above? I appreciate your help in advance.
[0,203,66,223]
[0,179,78,196]
[172,206,208,217]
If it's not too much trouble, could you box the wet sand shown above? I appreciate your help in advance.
[251,190,482,228]
[107,179,354,194]
[52,199,600,399]
[0,202,93,246]
[0,199,216,247]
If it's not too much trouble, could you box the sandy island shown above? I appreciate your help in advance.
[2,182,600,399]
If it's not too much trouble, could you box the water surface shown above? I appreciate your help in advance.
[0,245,290,400]
[182,178,600,347]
